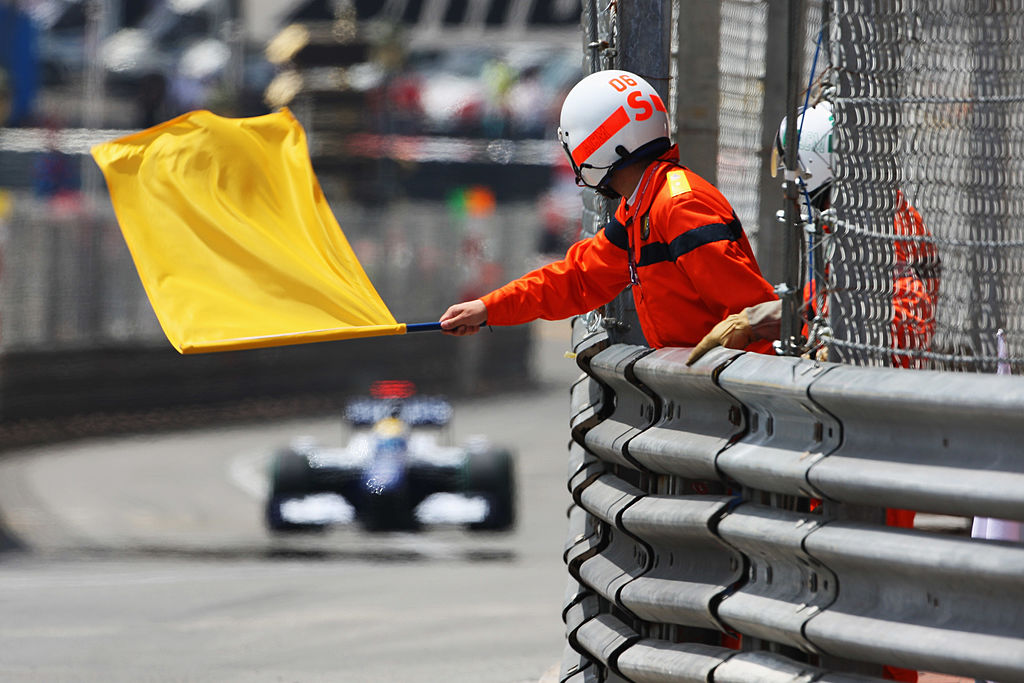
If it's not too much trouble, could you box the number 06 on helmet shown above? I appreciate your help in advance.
[557,70,671,198]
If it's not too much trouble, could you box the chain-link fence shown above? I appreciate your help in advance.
[823,1,1024,371]
[716,0,770,259]
[579,0,1023,373]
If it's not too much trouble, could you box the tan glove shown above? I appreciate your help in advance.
[686,310,753,366]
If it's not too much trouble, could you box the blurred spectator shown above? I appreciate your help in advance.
[32,118,80,204]
[480,56,515,137]
[374,45,578,139]
[504,64,545,138]
[890,189,941,369]
[0,1,40,126]
[168,69,209,113]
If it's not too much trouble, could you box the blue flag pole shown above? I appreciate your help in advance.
[405,322,443,333]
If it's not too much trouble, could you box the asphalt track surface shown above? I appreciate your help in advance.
[0,321,579,683]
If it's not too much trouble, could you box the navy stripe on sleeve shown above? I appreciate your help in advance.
[602,218,629,250]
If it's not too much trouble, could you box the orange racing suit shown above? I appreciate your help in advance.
[802,190,939,370]
[481,146,778,350]
[890,190,940,369]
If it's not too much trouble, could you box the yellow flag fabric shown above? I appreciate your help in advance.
[91,108,405,354]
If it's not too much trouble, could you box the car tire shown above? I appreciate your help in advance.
[465,448,516,531]
[265,448,319,533]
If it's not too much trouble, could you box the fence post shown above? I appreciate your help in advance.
[778,0,807,357]
[579,0,671,347]
[758,1,794,286]
[670,0,720,186]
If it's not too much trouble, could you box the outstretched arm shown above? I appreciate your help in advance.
[440,228,629,336]
[686,299,782,365]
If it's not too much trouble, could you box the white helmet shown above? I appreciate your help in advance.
[557,70,670,196]
[774,101,834,197]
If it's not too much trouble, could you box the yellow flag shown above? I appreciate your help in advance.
[92,108,406,354]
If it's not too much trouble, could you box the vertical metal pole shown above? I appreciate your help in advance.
[617,0,671,95]
[225,0,246,114]
[779,0,806,356]
[811,0,830,351]
[672,0,720,184]
[81,0,109,206]
[599,0,671,347]
[758,1,792,285]
[577,0,610,242]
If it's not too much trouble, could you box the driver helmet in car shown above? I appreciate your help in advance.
[373,417,409,456]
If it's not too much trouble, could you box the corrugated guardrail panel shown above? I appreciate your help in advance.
[712,352,839,498]
[575,612,641,674]
[562,341,1024,682]
[582,345,657,469]
[573,616,892,683]
[569,316,612,447]
[559,641,600,683]
[564,500,600,571]
[567,441,599,493]
[710,651,885,683]
[714,503,835,652]
[570,316,610,374]
[628,347,745,480]
[802,522,1024,682]
[575,475,649,608]
[564,592,604,664]
[806,364,1024,521]
[616,494,740,631]
[616,640,733,683]
[570,371,607,445]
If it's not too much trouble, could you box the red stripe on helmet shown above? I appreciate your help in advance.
[571,106,630,166]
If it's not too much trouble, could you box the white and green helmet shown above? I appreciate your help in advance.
[775,101,834,196]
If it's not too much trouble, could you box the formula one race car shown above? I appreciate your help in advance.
[265,381,516,533]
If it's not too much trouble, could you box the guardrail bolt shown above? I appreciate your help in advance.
[728,406,742,426]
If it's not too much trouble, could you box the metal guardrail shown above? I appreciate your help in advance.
[559,315,1024,683]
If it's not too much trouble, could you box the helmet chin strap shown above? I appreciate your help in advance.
[593,138,670,199]
[561,138,615,195]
